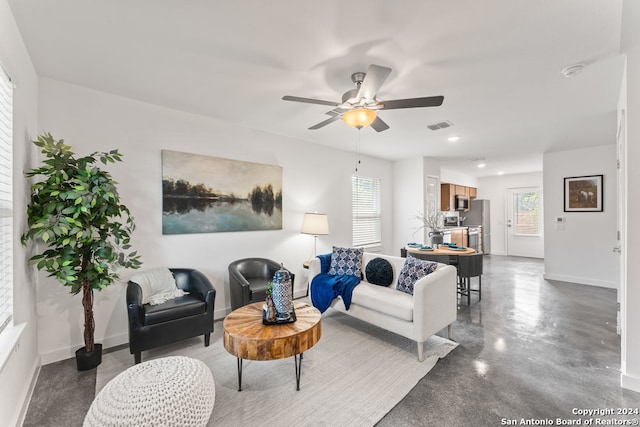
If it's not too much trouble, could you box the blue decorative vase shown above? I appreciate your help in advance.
[271,264,292,320]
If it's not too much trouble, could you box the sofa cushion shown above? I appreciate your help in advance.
[247,278,270,302]
[143,294,206,325]
[396,257,438,295]
[329,246,364,277]
[365,257,394,286]
[351,282,413,321]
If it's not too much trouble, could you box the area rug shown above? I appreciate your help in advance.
[96,310,457,426]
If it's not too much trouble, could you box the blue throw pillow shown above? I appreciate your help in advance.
[317,253,332,274]
[329,246,364,277]
[365,257,394,286]
[396,257,438,295]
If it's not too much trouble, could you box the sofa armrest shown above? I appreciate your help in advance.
[187,269,216,308]
[308,258,321,280]
[412,264,457,341]
[126,282,144,328]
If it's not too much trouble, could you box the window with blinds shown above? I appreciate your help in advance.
[352,175,381,247]
[0,65,13,335]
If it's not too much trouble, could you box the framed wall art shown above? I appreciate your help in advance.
[563,174,603,212]
[161,150,283,234]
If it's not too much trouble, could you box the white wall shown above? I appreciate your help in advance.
[477,172,543,257]
[440,168,478,189]
[36,78,394,363]
[392,157,424,252]
[621,0,640,392]
[0,1,40,425]
[543,145,618,288]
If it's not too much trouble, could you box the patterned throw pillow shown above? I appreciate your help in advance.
[396,256,438,295]
[329,246,364,277]
[365,257,394,286]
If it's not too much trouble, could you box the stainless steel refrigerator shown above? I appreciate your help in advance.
[464,199,490,254]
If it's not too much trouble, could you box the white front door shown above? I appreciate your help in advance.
[616,109,626,335]
[424,175,440,243]
[506,187,544,258]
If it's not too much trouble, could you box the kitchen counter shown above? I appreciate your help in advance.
[441,227,468,248]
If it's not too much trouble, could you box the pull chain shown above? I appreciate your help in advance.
[355,128,362,173]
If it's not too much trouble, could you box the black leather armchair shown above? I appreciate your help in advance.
[228,258,294,310]
[126,268,216,364]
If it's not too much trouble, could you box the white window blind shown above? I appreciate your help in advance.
[0,64,13,335]
[352,175,381,247]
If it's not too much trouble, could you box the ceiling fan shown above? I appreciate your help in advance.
[282,64,444,132]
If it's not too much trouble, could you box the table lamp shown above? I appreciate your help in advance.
[301,212,329,258]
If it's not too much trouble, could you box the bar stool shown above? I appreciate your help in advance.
[457,253,483,305]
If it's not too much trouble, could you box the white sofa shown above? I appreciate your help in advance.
[308,252,457,361]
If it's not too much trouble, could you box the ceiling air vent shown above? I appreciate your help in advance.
[427,120,454,131]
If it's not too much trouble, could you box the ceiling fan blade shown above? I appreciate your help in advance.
[381,96,444,110]
[309,114,342,130]
[282,95,339,107]
[356,64,392,103]
[370,116,390,132]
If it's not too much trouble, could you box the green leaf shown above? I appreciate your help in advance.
[42,232,50,242]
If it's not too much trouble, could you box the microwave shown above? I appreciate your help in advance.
[455,195,469,211]
[444,216,459,226]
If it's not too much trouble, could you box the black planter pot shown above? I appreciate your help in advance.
[75,343,102,371]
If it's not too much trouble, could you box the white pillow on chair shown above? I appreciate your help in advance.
[130,267,186,305]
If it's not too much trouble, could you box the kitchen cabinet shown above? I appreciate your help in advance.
[441,183,477,211]
[455,185,468,197]
[451,228,468,247]
[440,184,453,211]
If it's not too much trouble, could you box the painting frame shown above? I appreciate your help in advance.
[563,174,603,212]
[161,150,283,235]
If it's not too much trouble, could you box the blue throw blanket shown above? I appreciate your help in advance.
[310,254,361,313]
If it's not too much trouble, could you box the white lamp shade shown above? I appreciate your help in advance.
[301,213,329,235]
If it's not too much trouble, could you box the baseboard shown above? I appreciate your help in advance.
[14,357,40,427]
[41,309,235,365]
[40,332,129,365]
[214,307,228,320]
[293,289,308,299]
[543,273,616,289]
[622,373,640,393]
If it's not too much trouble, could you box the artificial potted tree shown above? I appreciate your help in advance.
[21,133,142,371]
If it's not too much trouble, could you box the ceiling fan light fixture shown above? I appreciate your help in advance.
[342,108,377,129]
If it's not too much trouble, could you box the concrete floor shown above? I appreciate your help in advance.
[22,255,640,426]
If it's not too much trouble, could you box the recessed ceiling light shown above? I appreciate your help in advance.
[472,157,486,168]
[561,63,585,78]
[497,171,504,175]
[447,136,460,142]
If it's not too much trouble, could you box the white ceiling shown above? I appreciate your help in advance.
[8,0,625,178]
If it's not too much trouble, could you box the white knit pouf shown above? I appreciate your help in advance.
[84,356,215,427]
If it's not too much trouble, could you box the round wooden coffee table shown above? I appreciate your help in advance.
[223,300,321,391]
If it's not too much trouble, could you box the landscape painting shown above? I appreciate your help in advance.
[564,174,603,212]
[162,150,283,234]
